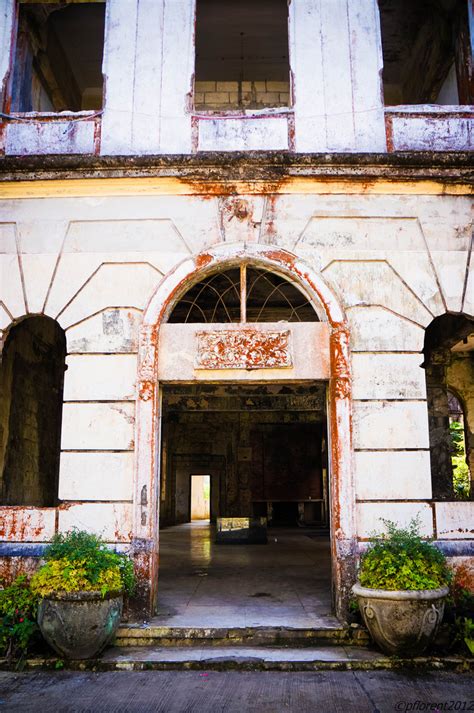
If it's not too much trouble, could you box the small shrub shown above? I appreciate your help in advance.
[458,617,474,656]
[358,519,451,591]
[446,564,474,656]
[450,421,470,499]
[0,575,39,663]
[450,563,474,614]
[30,530,135,598]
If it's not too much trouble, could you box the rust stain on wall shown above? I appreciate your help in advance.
[0,507,46,540]
[0,557,40,585]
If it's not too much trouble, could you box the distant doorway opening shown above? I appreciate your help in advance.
[190,475,211,521]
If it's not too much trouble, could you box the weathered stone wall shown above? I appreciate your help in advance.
[0,187,472,553]
[194,81,290,111]
[0,0,471,155]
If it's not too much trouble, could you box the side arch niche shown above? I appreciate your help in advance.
[0,316,66,508]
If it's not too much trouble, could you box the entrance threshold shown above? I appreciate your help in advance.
[145,522,340,630]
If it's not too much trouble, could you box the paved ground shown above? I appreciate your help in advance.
[0,669,472,712]
[155,522,336,628]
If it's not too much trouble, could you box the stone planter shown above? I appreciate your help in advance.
[352,583,449,656]
[37,590,123,659]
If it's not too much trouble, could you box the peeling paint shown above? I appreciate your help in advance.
[0,556,40,585]
[0,507,55,543]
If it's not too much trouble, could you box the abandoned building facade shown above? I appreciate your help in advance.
[0,0,473,621]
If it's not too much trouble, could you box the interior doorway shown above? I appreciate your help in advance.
[156,382,335,628]
[190,475,211,520]
[159,383,329,528]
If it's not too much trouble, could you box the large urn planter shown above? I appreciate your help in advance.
[37,590,123,660]
[353,518,451,657]
[352,583,449,656]
[30,530,136,660]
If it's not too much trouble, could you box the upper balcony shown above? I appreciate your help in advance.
[0,0,472,158]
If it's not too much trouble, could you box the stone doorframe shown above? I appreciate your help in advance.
[133,244,355,621]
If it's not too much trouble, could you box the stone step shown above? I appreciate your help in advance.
[14,646,471,673]
[114,624,368,648]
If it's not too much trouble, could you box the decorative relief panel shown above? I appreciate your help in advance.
[195,329,292,370]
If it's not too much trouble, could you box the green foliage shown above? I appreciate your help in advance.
[450,420,465,456]
[359,519,451,591]
[458,617,474,656]
[445,564,474,656]
[0,575,39,663]
[452,456,470,499]
[31,558,123,597]
[30,530,135,598]
[450,421,470,499]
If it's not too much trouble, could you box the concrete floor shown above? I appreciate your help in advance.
[153,521,338,628]
[1,670,472,713]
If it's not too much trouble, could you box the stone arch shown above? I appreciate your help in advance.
[133,244,355,620]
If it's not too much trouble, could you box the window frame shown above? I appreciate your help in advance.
[192,0,293,116]
[3,0,107,118]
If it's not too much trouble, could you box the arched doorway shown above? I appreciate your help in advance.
[133,245,355,622]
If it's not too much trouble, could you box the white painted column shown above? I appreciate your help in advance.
[158,0,195,153]
[131,0,165,154]
[101,0,194,155]
[100,0,140,154]
[347,0,387,151]
[290,0,386,152]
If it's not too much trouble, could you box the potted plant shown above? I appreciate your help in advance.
[352,519,450,656]
[30,530,135,660]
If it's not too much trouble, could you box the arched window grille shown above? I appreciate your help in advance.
[168,266,319,324]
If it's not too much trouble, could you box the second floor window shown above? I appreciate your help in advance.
[8,1,105,113]
[379,0,473,106]
[194,0,290,112]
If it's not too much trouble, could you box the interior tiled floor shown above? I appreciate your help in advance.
[153,521,338,628]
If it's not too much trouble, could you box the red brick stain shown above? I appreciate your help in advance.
[0,122,6,156]
[195,252,214,270]
[191,116,199,153]
[93,116,102,155]
[263,195,278,243]
[287,113,296,151]
[0,557,40,585]
[385,114,394,153]
[0,507,36,540]
[178,179,287,197]
[328,325,353,536]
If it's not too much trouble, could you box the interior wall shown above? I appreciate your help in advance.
[160,384,327,524]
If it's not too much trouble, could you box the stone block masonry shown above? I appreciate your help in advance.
[194,81,290,111]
